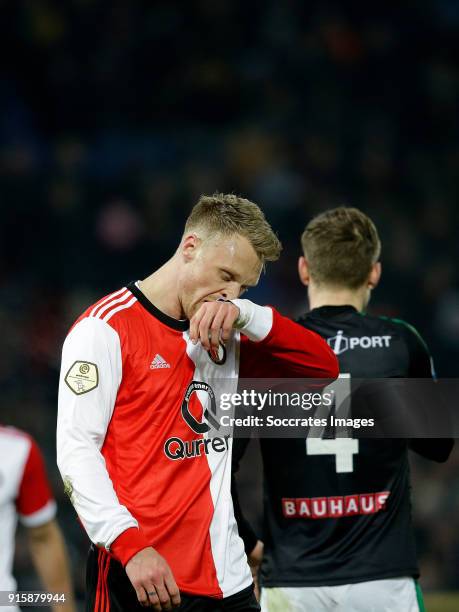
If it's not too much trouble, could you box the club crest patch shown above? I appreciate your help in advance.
[208,342,227,365]
[65,361,99,395]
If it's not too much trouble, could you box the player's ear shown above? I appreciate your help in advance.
[368,261,381,290]
[298,256,310,286]
[181,233,201,262]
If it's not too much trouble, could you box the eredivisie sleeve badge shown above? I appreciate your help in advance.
[65,361,99,395]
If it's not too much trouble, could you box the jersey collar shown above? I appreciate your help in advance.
[127,281,189,331]
[308,305,358,318]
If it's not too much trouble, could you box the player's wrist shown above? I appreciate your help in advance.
[230,299,273,341]
[110,527,150,567]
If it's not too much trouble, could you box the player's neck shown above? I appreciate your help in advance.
[139,257,185,320]
[308,285,368,313]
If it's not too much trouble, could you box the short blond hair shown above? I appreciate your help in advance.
[301,207,381,289]
[185,193,282,263]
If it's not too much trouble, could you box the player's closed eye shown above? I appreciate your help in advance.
[221,272,232,282]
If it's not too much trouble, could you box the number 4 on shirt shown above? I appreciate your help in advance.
[306,374,359,473]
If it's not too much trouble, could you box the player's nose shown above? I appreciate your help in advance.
[221,285,241,300]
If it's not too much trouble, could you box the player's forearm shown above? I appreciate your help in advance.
[266,309,339,377]
[27,521,76,612]
[56,429,148,563]
[236,300,339,379]
[58,437,148,566]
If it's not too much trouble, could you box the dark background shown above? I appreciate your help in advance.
[1,0,459,605]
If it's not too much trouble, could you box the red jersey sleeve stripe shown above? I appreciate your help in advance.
[103,296,137,323]
[89,288,129,318]
[92,290,131,319]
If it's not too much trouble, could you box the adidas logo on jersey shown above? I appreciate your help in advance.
[327,330,391,355]
[150,354,170,369]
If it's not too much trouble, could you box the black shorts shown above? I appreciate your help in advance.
[86,545,260,612]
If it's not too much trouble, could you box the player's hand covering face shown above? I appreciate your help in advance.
[180,233,262,351]
[189,299,240,353]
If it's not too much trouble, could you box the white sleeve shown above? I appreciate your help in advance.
[56,317,138,550]
[230,299,273,342]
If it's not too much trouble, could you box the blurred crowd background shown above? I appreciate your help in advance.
[1,0,459,605]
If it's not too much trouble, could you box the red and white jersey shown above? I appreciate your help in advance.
[0,427,56,594]
[57,282,337,598]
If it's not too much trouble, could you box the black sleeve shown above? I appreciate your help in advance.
[398,321,455,462]
[231,437,259,555]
